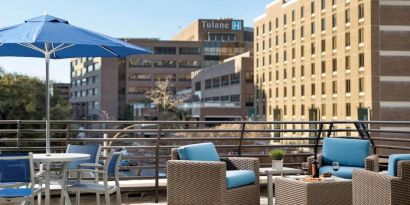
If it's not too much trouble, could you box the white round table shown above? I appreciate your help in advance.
[33,153,90,205]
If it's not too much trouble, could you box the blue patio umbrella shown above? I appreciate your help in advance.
[0,14,151,155]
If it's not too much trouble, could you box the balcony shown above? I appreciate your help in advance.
[0,120,409,204]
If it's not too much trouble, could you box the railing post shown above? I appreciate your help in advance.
[16,120,21,152]
[237,122,246,157]
[65,123,71,149]
[103,133,108,157]
[155,123,161,203]
[314,123,324,161]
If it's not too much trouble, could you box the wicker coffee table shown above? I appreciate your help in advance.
[276,176,352,205]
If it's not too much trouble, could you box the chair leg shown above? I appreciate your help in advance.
[116,188,121,205]
[76,192,80,205]
[63,191,72,205]
[105,193,110,205]
[38,192,42,205]
[96,193,100,205]
[60,189,65,205]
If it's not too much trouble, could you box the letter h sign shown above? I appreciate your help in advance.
[232,20,242,31]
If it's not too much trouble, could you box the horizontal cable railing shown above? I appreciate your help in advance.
[1,120,410,202]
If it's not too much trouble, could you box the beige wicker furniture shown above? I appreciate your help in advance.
[352,160,410,205]
[276,176,352,205]
[260,167,302,205]
[167,148,260,205]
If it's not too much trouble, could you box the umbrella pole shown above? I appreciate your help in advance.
[45,53,51,155]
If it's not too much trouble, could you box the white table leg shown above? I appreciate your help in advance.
[267,173,273,205]
[45,163,50,205]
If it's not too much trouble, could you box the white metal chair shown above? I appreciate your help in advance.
[0,153,43,205]
[61,150,122,205]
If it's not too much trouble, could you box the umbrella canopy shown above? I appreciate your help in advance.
[0,14,151,155]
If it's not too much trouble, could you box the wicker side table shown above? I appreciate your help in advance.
[276,176,352,205]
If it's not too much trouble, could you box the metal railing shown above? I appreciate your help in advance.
[1,120,410,202]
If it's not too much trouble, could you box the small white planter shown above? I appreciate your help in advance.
[272,159,283,170]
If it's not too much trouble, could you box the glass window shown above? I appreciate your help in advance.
[129,59,151,68]
[179,47,201,55]
[179,60,201,68]
[179,73,191,82]
[358,4,364,19]
[230,95,240,102]
[230,73,240,85]
[311,22,315,34]
[301,85,305,96]
[332,81,337,94]
[205,79,212,89]
[358,28,364,44]
[195,82,201,91]
[94,62,101,70]
[311,1,315,14]
[128,73,151,81]
[212,77,220,88]
[345,32,351,47]
[154,60,176,68]
[346,79,351,93]
[283,14,287,25]
[292,10,295,22]
[87,64,94,72]
[128,87,148,94]
[321,61,326,73]
[154,74,176,81]
[311,83,316,95]
[301,45,305,57]
[221,95,230,102]
[332,14,337,28]
[333,103,337,116]
[359,77,365,92]
[346,103,351,116]
[322,82,326,95]
[332,36,337,50]
[321,39,326,52]
[322,104,326,116]
[301,26,304,37]
[212,96,221,102]
[321,0,326,10]
[154,47,176,54]
[301,65,305,76]
[345,56,351,70]
[311,63,316,75]
[359,53,365,67]
[345,9,351,23]
[221,75,229,86]
[245,72,253,83]
[332,59,337,72]
[321,18,326,31]
[301,6,305,18]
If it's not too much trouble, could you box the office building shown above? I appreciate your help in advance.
[190,52,254,121]
[70,19,253,120]
[254,0,410,134]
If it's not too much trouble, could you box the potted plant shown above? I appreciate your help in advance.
[268,149,285,170]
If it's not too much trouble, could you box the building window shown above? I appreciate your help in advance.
[269,21,272,31]
[321,82,326,95]
[269,55,272,65]
[321,39,326,52]
[276,87,279,97]
[311,22,315,34]
[311,1,315,14]
[276,17,279,28]
[321,0,326,10]
[301,45,305,57]
[358,28,364,44]
[301,6,305,18]
[311,63,316,75]
[301,104,305,116]
[301,26,304,37]
[332,81,337,94]
[332,36,337,50]
[292,29,295,41]
[129,59,151,68]
[179,73,191,82]
[212,77,220,88]
[154,47,176,55]
[284,50,287,61]
[205,79,212,89]
[179,47,201,55]
[154,60,176,68]
[345,56,351,70]
[292,67,295,78]
[321,18,326,31]
[276,70,279,80]
[245,72,253,83]
[359,77,365,92]
[179,60,201,68]
[256,27,259,36]
[276,53,279,63]
[346,79,351,93]
[292,10,295,22]
[292,105,296,116]
[332,0,337,6]
[284,87,287,97]
[230,95,240,102]
[230,73,240,85]
[345,32,351,47]
[269,38,272,47]
[262,24,265,34]
[332,59,337,72]
[332,14,337,28]
[322,104,326,116]
[128,73,151,81]
[359,53,365,68]
[275,35,279,46]
[284,105,287,115]
[284,14,287,25]
[292,48,295,59]
[301,65,305,77]
[311,83,316,95]
[221,75,230,86]
[345,9,351,24]
[346,103,351,116]
[311,42,316,54]
[269,72,272,81]
[301,84,305,96]
[321,61,326,74]
[358,4,364,19]
[292,86,295,97]
[332,103,337,116]
[284,69,287,79]
[222,95,230,102]
[269,89,272,98]
[284,33,287,43]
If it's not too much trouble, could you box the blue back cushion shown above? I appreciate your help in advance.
[0,153,30,183]
[322,138,370,167]
[178,142,220,161]
[388,154,410,177]
[107,153,120,177]
[66,144,100,170]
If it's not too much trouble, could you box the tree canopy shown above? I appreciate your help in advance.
[0,68,72,120]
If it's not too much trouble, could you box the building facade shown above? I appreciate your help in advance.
[254,0,410,134]
[189,52,254,121]
[70,19,253,120]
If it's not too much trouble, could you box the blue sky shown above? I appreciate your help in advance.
[0,0,272,83]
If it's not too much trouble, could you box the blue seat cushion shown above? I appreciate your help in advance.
[178,142,220,161]
[388,154,410,177]
[319,165,364,179]
[322,138,370,167]
[0,188,32,198]
[226,170,256,189]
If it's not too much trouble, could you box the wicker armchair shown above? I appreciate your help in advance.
[167,148,260,205]
[352,160,410,205]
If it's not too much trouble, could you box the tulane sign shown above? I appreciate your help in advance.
[200,20,243,31]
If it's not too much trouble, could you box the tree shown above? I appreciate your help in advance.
[0,70,72,120]
[145,75,189,120]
